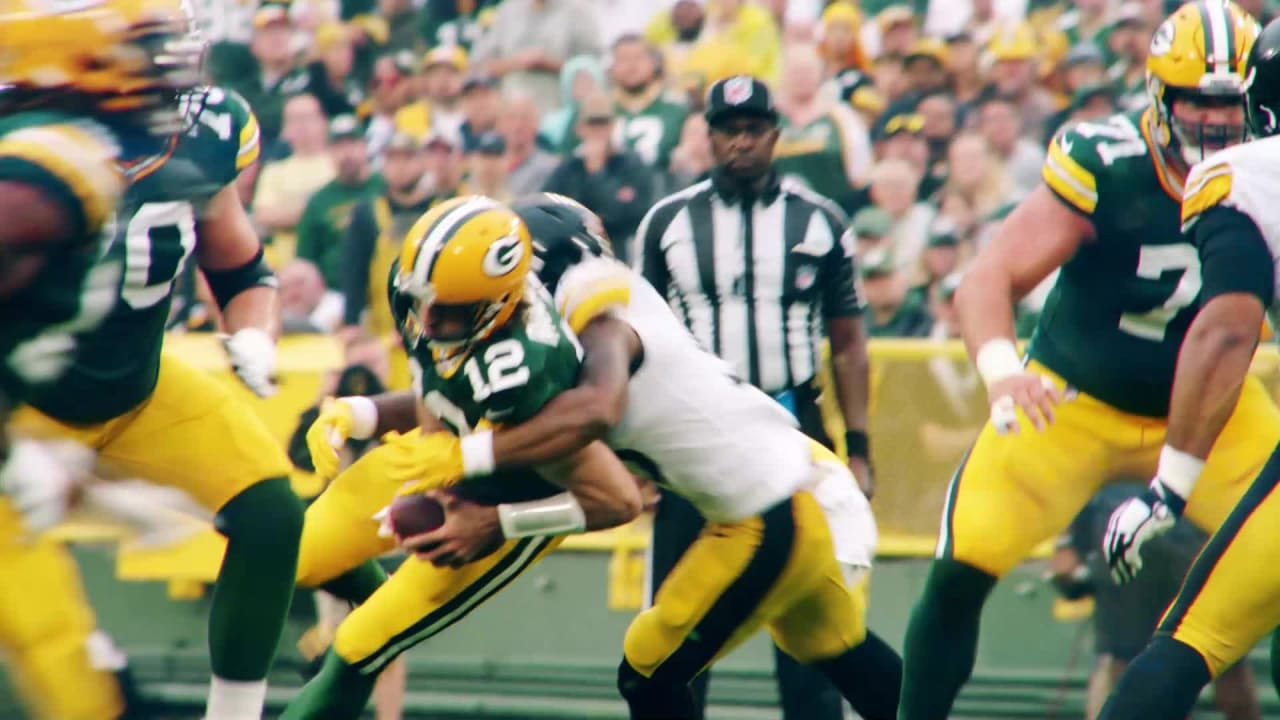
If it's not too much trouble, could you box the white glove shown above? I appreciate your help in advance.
[222,327,277,397]
[0,439,94,534]
[1103,478,1186,584]
[373,506,394,539]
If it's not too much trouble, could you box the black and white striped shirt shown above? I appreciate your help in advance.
[633,173,864,395]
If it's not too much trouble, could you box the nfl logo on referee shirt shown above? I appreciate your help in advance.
[795,267,815,291]
[724,76,754,105]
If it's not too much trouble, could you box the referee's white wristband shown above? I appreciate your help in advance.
[1156,444,1205,501]
[340,396,379,440]
[460,430,495,477]
[498,492,586,538]
[975,338,1024,387]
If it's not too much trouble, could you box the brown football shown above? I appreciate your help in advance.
[388,493,445,538]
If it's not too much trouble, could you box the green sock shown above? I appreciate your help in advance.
[898,558,996,720]
[208,477,305,681]
[280,650,378,720]
[319,560,387,605]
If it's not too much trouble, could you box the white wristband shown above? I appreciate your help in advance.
[340,396,379,440]
[497,492,587,538]
[460,430,495,477]
[975,338,1024,387]
[1157,444,1205,501]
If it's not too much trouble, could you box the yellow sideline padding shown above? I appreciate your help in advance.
[45,335,1280,605]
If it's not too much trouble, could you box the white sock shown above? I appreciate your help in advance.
[204,676,268,720]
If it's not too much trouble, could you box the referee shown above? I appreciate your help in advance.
[632,75,874,720]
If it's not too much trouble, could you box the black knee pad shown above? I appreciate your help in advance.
[216,477,305,543]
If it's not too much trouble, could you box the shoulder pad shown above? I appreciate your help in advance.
[1182,159,1234,230]
[554,258,633,335]
[1043,114,1146,215]
[0,117,125,234]
[184,86,262,177]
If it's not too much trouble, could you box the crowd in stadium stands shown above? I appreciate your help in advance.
[169,0,1280,357]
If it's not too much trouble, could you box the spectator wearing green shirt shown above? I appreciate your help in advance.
[296,115,386,291]
[860,247,932,338]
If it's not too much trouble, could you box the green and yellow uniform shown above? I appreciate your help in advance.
[294,278,581,682]
[773,108,865,213]
[14,86,292,515]
[297,173,386,289]
[939,107,1280,579]
[0,111,128,720]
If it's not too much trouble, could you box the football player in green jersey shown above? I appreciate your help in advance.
[611,34,690,178]
[898,3,1280,719]
[0,0,220,717]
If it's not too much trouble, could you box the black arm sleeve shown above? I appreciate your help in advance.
[341,199,380,326]
[1194,205,1276,308]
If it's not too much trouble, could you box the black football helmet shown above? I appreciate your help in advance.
[511,193,614,293]
[1247,17,1280,138]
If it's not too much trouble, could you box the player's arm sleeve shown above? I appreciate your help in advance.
[1041,126,1100,217]
[0,123,125,238]
[341,200,379,326]
[1192,205,1275,307]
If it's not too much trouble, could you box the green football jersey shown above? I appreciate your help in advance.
[0,112,125,404]
[613,90,689,171]
[1032,108,1194,417]
[396,272,584,504]
[30,87,262,423]
[773,110,861,212]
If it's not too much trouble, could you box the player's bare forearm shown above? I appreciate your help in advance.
[827,315,869,433]
[220,285,280,338]
[1166,294,1264,458]
[370,390,420,435]
[536,441,642,530]
[958,186,1091,357]
[492,316,639,469]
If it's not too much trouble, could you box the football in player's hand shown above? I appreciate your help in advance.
[388,493,445,538]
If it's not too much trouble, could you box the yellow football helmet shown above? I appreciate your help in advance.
[397,195,533,375]
[1147,0,1259,165]
[0,0,203,133]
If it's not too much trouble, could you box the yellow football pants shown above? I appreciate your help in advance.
[295,444,562,675]
[1158,446,1280,676]
[940,360,1280,577]
[625,488,866,681]
[12,352,291,511]
[0,501,122,720]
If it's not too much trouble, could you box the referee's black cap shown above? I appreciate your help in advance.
[704,75,778,127]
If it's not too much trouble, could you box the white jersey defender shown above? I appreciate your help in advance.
[555,257,877,569]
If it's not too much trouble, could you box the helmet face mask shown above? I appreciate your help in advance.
[1164,87,1249,164]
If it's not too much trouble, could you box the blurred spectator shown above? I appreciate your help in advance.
[1058,0,1113,48]
[610,35,691,193]
[668,114,714,190]
[305,22,364,118]
[418,0,500,51]
[944,31,986,109]
[1068,83,1120,125]
[457,74,503,151]
[987,21,1061,139]
[859,248,931,337]
[926,271,964,341]
[869,158,935,275]
[597,0,663,46]
[539,55,607,153]
[423,127,468,196]
[544,92,654,261]
[279,255,343,333]
[774,43,872,212]
[852,206,894,256]
[1044,42,1109,136]
[209,2,311,151]
[471,0,603,116]
[869,6,919,59]
[296,114,386,294]
[819,2,876,109]
[499,93,561,195]
[902,37,951,98]
[394,46,468,142]
[645,0,710,93]
[873,114,942,198]
[1105,2,1152,110]
[467,132,514,202]
[364,52,418,159]
[940,131,1014,223]
[870,51,909,105]
[914,220,967,301]
[916,90,959,170]
[645,0,782,92]
[253,93,337,264]
[925,0,1019,46]
[342,132,436,347]
[377,0,423,54]
[975,93,1045,194]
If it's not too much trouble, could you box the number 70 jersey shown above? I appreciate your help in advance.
[1031,107,1197,418]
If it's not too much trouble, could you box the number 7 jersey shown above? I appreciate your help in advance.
[1034,107,1196,417]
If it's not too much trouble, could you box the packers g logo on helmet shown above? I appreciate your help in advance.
[1146,0,1259,165]
[397,195,534,375]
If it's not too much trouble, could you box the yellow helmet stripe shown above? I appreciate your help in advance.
[408,196,505,290]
